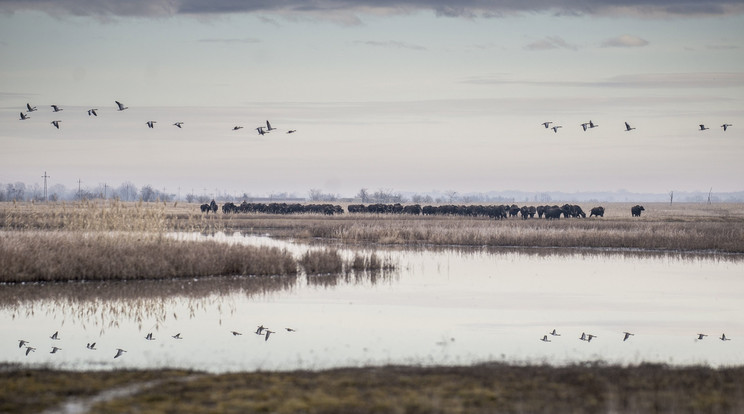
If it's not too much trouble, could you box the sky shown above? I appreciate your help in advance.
[1,0,743,198]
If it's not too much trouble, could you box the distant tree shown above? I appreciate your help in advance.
[117,181,138,201]
[446,190,458,203]
[140,185,156,202]
[356,188,370,203]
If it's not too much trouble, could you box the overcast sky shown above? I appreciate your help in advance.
[1,0,743,198]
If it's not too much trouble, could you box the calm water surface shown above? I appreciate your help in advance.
[2,232,742,372]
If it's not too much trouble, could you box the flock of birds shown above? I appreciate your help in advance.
[540,120,733,133]
[16,325,296,360]
[539,329,732,343]
[17,101,296,135]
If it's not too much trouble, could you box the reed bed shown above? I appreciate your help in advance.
[299,249,397,275]
[0,231,297,283]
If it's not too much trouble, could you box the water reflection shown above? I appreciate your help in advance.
[1,233,742,372]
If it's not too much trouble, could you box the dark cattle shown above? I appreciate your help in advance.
[631,205,645,217]
[544,206,564,220]
[209,199,218,214]
[508,204,520,218]
[589,206,605,217]
[537,205,547,219]
[402,204,422,215]
[222,202,237,214]
[200,203,210,214]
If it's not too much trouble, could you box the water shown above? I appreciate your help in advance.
[2,232,742,372]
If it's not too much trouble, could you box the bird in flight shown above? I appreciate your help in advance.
[18,340,29,348]
[145,332,155,340]
[541,121,553,129]
[114,348,126,358]
[285,328,296,332]
[721,124,732,131]
[551,125,562,133]
[231,331,242,336]
[51,331,60,340]
[624,122,635,132]
[232,126,243,131]
[549,329,561,336]
[720,333,731,341]
[172,333,183,339]
[146,121,156,128]
[540,335,551,342]
[25,346,36,356]
[19,112,30,120]
[173,122,184,128]
[115,101,128,111]
[88,109,98,116]
[588,120,599,129]
[266,120,276,132]
[264,329,275,341]
[86,342,97,350]
[51,105,63,112]
[256,325,265,335]
[256,127,267,135]
[51,120,62,129]
[50,346,62,354]
[699,124,709,131]
[286,130,297,134]
[581,123,589,131]
[696,333,708,340]
[26,103,37,112]
[623,332,635,341]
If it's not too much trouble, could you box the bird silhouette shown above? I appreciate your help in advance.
[264,330,275,341]
[540,335,551,342]
[114,348,126,358]
[115,101,128,111]
[285,328,296,332]
[173,122,184,128]
[696,333,708,340]
[88,109,98,116]
[51,120,62,129]
[256,127,266,135]
[541,121,553,129]
[231,331,242,336]
[699,124,709,131]
[720,334,731,341]
[266,120,276,131]
[18,340,29,348]
[86,342,97,350]
[50,331,60,340]
[145,332,155,340]
[19,112,30,120]
[232,126,243,131]
[588,120,598,129]
[25,346,36,356]
[256,325,265,335]
[51,105,63,112]
[146,121,156,128]
[581,123,589,131]
[286,130,297,134]
[26,103,37,112]
[549,329,561,336]
[50,346,62,354]
[551,125,562,133]
[624,122,635,131]
[623,332,635,341]
[172,333,182,339]
[721,124,732,131]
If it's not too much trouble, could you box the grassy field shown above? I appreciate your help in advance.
[2,363,743,413]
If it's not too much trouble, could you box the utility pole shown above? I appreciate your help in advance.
[78,179,82,200]
[104,183,108,199]
[41,171,50,202]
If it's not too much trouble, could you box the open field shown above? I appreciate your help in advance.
[2,363,743,414]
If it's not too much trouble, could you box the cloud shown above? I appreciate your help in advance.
[601,34,649,48]
[354,40,427,51]
[2,0,743,19]
[524,36,578,51]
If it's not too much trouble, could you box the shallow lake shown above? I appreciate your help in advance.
[2,232,742,372]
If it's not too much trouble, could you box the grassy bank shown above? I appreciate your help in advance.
[2,363,743,413]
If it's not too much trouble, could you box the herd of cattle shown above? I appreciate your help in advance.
[200,201,647,219]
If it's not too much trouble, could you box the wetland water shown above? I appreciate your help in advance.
[2,232,742,372]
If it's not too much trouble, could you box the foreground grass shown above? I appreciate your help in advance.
[2,363,742,414]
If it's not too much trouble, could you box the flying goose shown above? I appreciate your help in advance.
[541,121,553,129]
[51,120,61,129]
[581,123,589,131]
[231,331,242,336]
[721,124,732,131]
[624,122,635,131]
[86,342,97,350]
[173,122,184,128]
[623,332,635,341]
[264,329,275,341]
[115,101,128,111]
[88,109,98,116]
[26,103,37,112]
[146,121,156,128]
[51,105,63,112]
[114,348,126,358]
[588,120,598,129]
[18,340,29,348]
[172,333,182,339]
[540,335,551,342]
[266,120,276,131]
[25,346,36,356]
[50,346,62,354]
[145,332,155,340]
[285,328,296,332]
[696,333,708,340]
[699,124,709,131]
[256,325,265,335]
[551,125,562,133]
[256,127,266,135]
[286,130,297,134]
[720,333,731,341]
[232,126,243,131]
[19,112,30,120]
[51,331,60,340]
[549,329,561,336]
